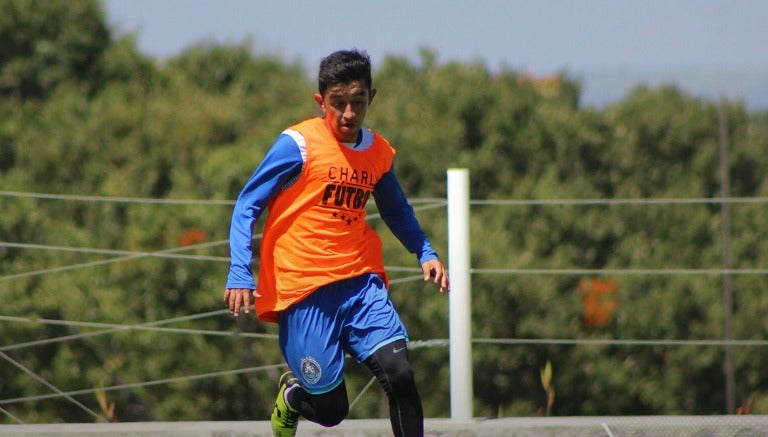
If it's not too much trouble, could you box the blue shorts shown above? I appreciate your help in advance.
[278,273,408,394]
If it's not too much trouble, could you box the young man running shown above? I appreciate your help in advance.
[224,49,449,437]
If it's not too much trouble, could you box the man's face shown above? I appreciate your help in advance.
[314,80,376,143]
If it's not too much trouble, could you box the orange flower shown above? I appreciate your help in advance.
[178,228,207,246]
[579,278,618,327]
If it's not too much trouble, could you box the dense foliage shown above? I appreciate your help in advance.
[2,0,768,423]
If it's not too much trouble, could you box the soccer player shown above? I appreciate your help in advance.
[224,49,449,437]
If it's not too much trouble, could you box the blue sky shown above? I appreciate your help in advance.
[104,0,768,107]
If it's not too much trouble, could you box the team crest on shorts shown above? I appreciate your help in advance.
[300,356,322,384]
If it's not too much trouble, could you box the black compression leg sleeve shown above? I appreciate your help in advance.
[287,380,349,427]
[363,339,424,437]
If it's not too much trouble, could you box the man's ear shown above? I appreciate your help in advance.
[368,88,377,105]
[314,93,324,108]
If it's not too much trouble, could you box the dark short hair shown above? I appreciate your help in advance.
[318,49,372,96]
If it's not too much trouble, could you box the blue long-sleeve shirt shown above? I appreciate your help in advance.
[226,131,438,290]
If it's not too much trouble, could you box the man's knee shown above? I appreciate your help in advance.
[309,384,349,427]
[367,341,418,395]
[387,361,417,395]
[313,400,348,427]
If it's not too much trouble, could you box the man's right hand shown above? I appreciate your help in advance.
[223,288,255,316]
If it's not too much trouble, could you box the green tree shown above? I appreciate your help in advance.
[0,0,110,99]
[3,4,768,422]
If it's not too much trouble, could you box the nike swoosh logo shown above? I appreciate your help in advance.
[392,346,407,354]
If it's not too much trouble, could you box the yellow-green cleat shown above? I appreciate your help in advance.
[271,371,300,437]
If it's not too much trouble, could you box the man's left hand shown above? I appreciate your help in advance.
[421,259,450,293]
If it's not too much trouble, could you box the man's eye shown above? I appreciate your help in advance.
[329,100,365,111]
